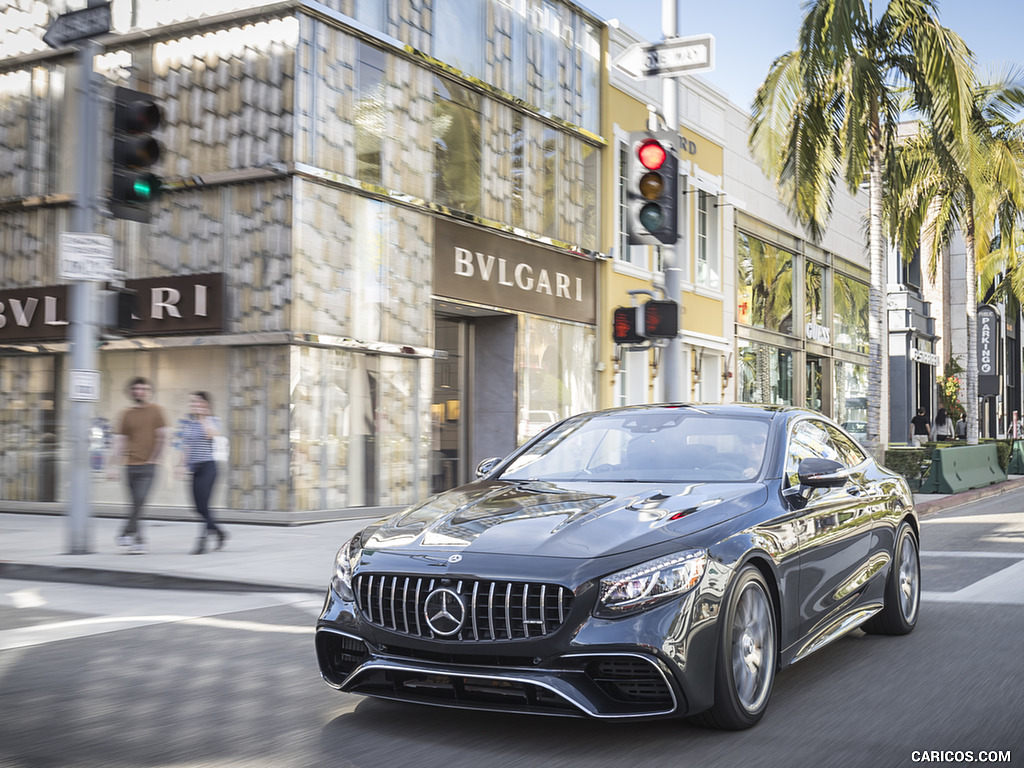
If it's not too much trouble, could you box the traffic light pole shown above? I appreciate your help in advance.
[67,38,101,554]
[661,0,684,402]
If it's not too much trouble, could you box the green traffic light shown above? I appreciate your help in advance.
[131,174,161,201]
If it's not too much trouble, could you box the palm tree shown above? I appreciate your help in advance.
[750,0,974,458]
[888,70,1024,444]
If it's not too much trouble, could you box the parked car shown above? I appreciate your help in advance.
[315,404,920,729]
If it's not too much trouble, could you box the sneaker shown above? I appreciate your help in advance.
[116,535,133,548]
[129,539,148,554]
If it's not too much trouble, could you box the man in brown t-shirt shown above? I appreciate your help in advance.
[107,377,168,553]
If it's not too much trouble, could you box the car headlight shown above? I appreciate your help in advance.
[594,550,707,617]
[331,535,361,601]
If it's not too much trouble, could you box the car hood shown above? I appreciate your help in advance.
[361,479,768,559]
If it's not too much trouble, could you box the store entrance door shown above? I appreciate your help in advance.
[431,317,471,494]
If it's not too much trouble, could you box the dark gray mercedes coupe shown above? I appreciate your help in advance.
[315,404,920,729]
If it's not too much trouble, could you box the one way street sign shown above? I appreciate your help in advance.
[42,2,111,49]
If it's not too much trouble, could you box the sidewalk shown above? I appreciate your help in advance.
[0,511,374,595]
[4,476,1024,595]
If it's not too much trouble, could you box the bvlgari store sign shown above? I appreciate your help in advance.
[434,219,596,325]
[0,272,225,343]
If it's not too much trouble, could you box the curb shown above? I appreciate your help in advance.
[914,475,1024,517]
[0,562,322,596]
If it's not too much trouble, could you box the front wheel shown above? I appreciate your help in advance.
[863,521,920,635]
[696,565,777,730]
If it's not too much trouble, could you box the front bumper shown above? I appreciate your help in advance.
[315,578,723,720]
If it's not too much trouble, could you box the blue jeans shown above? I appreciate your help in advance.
[191,460,220,534]
[123,464,157,542]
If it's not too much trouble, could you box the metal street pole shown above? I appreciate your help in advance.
[67,38,100,554]
[661,0,684,402]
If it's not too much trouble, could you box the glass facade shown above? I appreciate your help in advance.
[835,360,869,428]
[737,232,794,334]
[738,340,794,406]
[518,316,596,443]
[735,222,869,425]
[834,273,870,354]
[0,0,601,517]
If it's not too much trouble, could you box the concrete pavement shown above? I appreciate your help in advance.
[4,475,1024,594]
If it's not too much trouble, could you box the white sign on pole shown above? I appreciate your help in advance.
[69,369,101,402]
[643,34,715,77]
[59,232,115,282]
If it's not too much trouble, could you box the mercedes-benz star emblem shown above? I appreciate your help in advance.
[448,554,463,563]
[423,587,466,636]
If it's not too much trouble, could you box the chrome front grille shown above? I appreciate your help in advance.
[355,574,573,641]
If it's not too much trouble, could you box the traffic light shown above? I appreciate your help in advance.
[641,299,679,339]
[626,131,678,246]
[111,86,162,223]
[612,306,644,344]
[612,300,679,345]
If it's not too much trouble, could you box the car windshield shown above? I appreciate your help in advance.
[500,409,771,483]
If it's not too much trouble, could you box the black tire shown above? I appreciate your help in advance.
[863,521,920,635]
[696,565,777,730]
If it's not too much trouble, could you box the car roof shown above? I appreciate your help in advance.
[579,402,792,420]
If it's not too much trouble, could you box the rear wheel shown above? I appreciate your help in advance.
[697,565,776,730]
[863,521,920,635]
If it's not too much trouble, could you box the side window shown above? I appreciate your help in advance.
[825,425,866,467]
[784,419,838,486]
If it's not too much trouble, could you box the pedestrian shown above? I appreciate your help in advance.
[956,414,967,440]
[176,391,228,555]
[107,376,169,554]
[909,407,930,447]
[934,407,953,441]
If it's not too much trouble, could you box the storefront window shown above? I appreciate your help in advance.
[834,273,869,353]
[737,232,794,334]
[94,349,230,510]
[834,360,868,428]
[318,347,428,510]
[738,340,793,406]
[0,355,56,502]
[518,316,595,443]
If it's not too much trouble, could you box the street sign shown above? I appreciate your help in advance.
[68,369,101,402]
[59,232,115,282]
[643,34,715,77]
[42,2,112,49]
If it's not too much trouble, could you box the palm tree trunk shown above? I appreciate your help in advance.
[866,117,890,460]
[964,204,979,444]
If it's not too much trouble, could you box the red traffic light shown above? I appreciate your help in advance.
[637,139,667,170]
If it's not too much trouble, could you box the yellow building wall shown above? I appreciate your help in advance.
[597,86,727,407]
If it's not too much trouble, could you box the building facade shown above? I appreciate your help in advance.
[0,0,603,521]
[601,21,878,429]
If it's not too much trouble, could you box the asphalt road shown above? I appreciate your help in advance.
[1,496,1021,768]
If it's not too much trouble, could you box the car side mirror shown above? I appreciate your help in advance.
[797,457,850,488]
[475,457,503,478]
